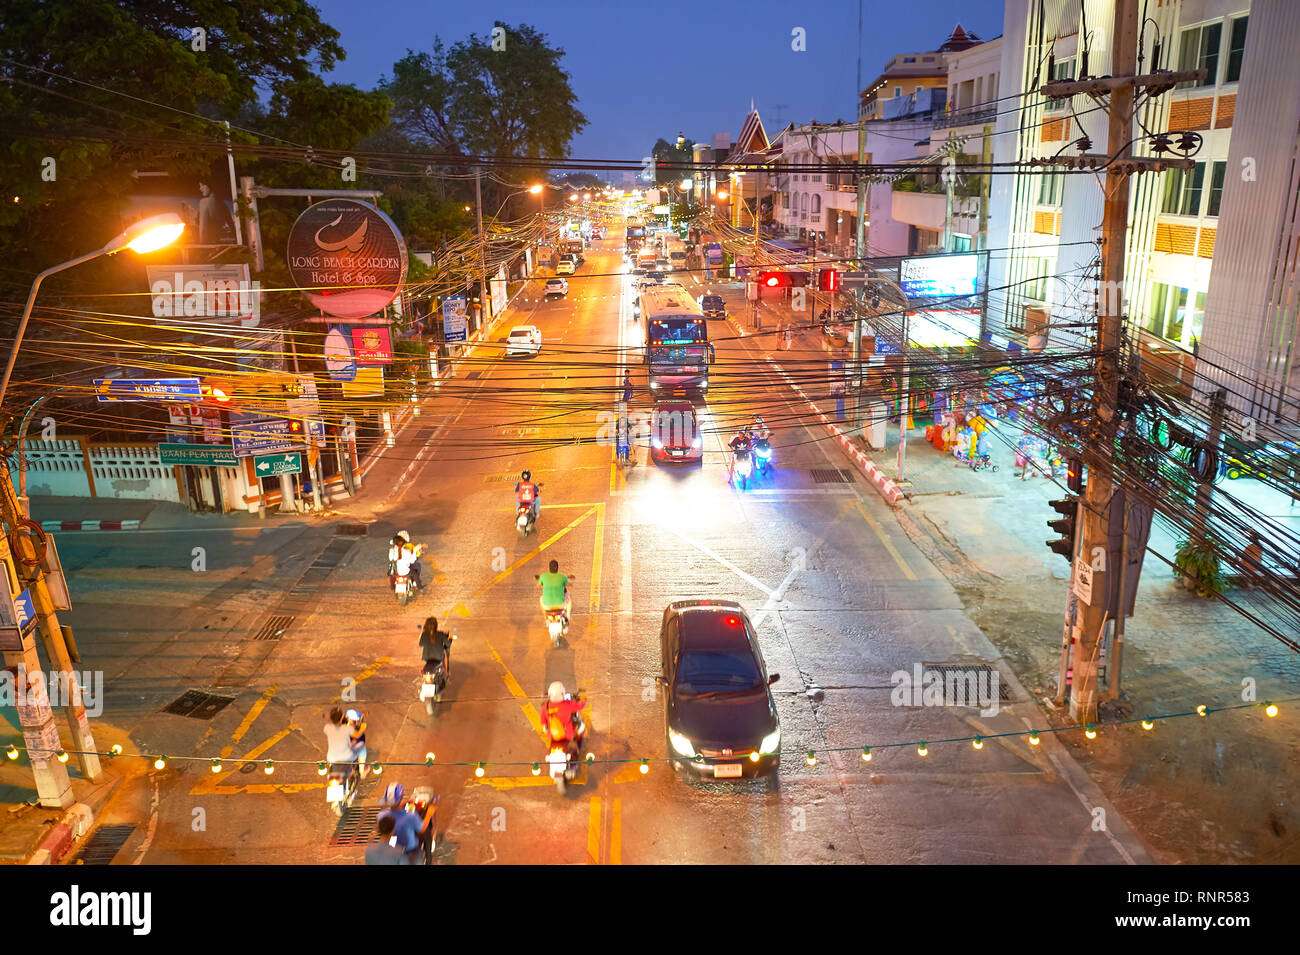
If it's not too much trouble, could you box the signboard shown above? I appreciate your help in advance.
[705,243,723,265]
[94,378,201,402]
[350,325,393,364]
[286,198,408,319]
[873,339,903,356]
[285,376,321,418]
[304,418,327,449]
[158,443,238,467]
[1073,556,1095,606]
[230,417,306,458]
[253,453,302,476]
[342,367,384,398]
[146,264,258,326]
[652,204,670,215]
[900,253,979,299]
[324,326,357,381]
[442,296,468,343]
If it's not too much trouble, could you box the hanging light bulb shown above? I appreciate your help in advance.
[425,752,436,766]
[4,745,17,761]
[972,737,984,750]
[1196,705,1207,717]
[1264,702,1279,718]
[1084,725,1097,739]
[210,758,222,774]
[371,762,383,775]
[861,747,872,762]
[317,761,328,776]
[56,749,69,763]
[1028,732,1041,746]
[531,763,542,776]
[639,759,650,774]
[805,751,817,766]
[475,763,486,778]
[154,755,167,770]
[1141,719,1155,730]
[109,744,123,757]
[263,760,275,775]
[916,743,928,757]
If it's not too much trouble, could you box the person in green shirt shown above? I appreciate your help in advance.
[537,559,571,631]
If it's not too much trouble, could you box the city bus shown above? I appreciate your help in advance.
[641,284,715,394]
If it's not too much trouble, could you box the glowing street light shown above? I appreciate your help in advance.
[1,212,185,407]
[528,184,543,195]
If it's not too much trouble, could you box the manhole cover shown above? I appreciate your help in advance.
[239,760,258,774]
[810,468,853,484]
[330,805,382,847]
[335,523,368,536]
[162,690,236,719]
[253,615,295,641]
[76,824,135,865]
[922,664,1014,703]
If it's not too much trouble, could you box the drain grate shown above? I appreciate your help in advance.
[464,371,482,380]
[922,664,1014,703]
[253,614,295,641]
[162,690,236,719]
[335,523,368,536]
[810,468,853,484]
[483,473,518,483]
[291,538,358,594]
[330,805,382,846]
[76,824,135,865]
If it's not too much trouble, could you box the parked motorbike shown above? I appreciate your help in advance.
[325,761,359,817]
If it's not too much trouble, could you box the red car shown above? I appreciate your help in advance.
[650,401,703,465]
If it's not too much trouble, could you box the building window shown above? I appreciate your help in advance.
[811,195,821,214]
[894,86,902,97]
[812,175,821,183]
[1225,16,1248,82]
[1047,58,1074,109]
[1206,162,1227,216]
[1037,172,1064,206]
[1146,283,1206,346]
[1161,163,1206,216]
[1177,22,1223,89]
[1027,259,1051,301]
[903,56,916,63]
[952,234,972,252]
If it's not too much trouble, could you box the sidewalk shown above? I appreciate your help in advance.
[733,289,1300,864]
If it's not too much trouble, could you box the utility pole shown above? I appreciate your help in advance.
[1038,4,1204,719]
[474,168,488,336]
[853,122,868,431]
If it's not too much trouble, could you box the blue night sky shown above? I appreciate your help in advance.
[309,0,1005,163]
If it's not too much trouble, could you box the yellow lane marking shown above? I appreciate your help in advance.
[191,726,318,795]
[470,506,597,601]
[470,775,557,790]
[851,498,917,580]
[588,797,601,865]
[488,644,546,740]
[610,798,621,865]
[611,761,646,784]
[587,502,604,632]
[354,657,392,683]
[217,683,278,759]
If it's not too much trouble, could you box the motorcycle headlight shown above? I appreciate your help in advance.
[759,728,781,755]
[668,728,696,758]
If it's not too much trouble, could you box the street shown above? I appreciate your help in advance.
[41,239,1149,864]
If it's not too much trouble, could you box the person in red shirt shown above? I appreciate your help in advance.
[515,470,541,522]
[543,682,585,755]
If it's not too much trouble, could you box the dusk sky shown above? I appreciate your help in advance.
[311,0,1005,164]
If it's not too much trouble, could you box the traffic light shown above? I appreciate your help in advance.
[1066,457,1084,494]
[758,271,789,289]
[818,268,840,291]
[1047,497,1079,562]
[200,378,235,407]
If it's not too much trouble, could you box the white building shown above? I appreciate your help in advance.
[986,0,1300,430]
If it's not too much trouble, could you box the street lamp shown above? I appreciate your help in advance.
[1,213,185,407]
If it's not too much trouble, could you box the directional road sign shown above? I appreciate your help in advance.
[94,378,201,402]
[253,453,302,476]
[158,444,238,467]
[231,416,306,458]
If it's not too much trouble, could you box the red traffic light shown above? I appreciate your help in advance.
[289,420,303,433]
[818,269,840,291]
[758,271,790,288]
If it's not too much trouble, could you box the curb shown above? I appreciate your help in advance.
[40,520,141,532]
[25,803,94,865]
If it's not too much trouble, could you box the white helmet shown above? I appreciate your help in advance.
[547,681,567,703]
[398,530,410,543]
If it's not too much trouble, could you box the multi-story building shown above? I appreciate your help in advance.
[772,122,861,260]
[987,0,1299,428]
[720,108,777,232]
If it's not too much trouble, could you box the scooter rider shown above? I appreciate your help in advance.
[515,470,540,523]
[728,427,752,481]
[379,783,436,864]
[389,531,424,591]
[418,616,452,668]
[543,682,586,756]
[323,706,361,780]
[537,559,572,631]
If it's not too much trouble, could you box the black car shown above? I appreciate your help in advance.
[699,294,726,319]
[645,270,666,283]
[656,600,781,779]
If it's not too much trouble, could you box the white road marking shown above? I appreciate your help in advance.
[657,522,775,599]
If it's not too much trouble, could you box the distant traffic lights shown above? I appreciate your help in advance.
[1066,457,1084,494]
[818,268,840,292]
[758,271,789,288]
[1047,497,1080,562]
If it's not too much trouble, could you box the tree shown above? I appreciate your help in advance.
[651,136,694,188]
[381,23,587,211]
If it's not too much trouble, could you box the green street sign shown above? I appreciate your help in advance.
[253,453,302,477]
[158,443,238,467]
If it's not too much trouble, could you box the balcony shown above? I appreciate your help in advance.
[891,189,945,231]
[933,104,997,129]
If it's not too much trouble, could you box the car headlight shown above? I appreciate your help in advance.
[650,381,659,389]
[759,728,781,755]
[692,436,702,448]
[668,729,696,758]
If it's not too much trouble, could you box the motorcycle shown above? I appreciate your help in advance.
[394,571,418,606]
[752,435,773,475]
[325,761,359,817]
[535,575,575,647]
[404,787,439,863]
[732,447,754,490]
[516,484,542,536]
[543,703,587,795]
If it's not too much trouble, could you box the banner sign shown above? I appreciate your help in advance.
[324,326,357,381]
[286,198,408,320]
[350,325,393,364]
[341,367,384,398]
[230,416,306,458]
[158,443,238,467]
[900,253,979,299]
[442,296,468,343]
[146,264,258,326]
[706,243,723,265]
[95,378,200,402]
